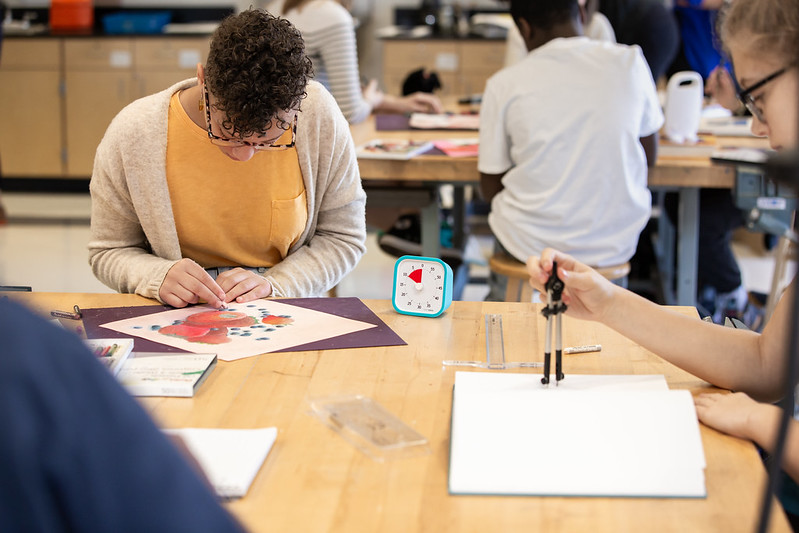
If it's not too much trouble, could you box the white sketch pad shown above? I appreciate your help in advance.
[100,299,376,361]
[449,372,706,498]
[164,427,278,498]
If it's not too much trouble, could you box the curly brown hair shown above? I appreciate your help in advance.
[205,9,314,138]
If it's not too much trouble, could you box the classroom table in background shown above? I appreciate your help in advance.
[16,292,791,533]
[350,107,771,306]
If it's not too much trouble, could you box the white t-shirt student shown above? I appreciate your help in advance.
[478,37,663,268]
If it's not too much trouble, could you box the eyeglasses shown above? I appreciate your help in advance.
[737,67,788,125]
[202,83,297,151]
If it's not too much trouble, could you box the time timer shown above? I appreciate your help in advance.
[391,255,453,317]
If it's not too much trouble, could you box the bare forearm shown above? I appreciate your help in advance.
[601,287,774,397]
[480,172,504,202]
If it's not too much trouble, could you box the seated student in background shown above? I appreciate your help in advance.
[529,0,799,521]
[0,298,244,532]
[268,0,443,124]
[504,0,616,67]
[89,10,366,309]
[479,0,663,301]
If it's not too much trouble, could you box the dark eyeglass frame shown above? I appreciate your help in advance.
[737,67,788,124]
[202,83,297,151]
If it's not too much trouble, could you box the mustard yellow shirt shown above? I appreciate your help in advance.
[165,91,307,268]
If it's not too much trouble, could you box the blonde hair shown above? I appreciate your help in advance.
[719,0,799,66]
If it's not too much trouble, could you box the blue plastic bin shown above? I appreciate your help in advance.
[102,12,172,35]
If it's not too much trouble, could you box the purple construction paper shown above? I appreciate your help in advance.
[374,113,478,133]
[375,113,410,131]
[81,297,406,354]
[82,304,187,353]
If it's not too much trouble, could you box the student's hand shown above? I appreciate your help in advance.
[363,79,385,109]
[694,392,759,439]
[399,92,443,114]
[377,92,444,115]
[215,268,273,304]
[706,65,741,112]
[160,259,227,308]
[526,248,618,321]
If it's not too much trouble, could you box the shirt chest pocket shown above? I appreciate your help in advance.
[269,190,308,259]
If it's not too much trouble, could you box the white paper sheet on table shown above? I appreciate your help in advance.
[164,427,278,499]
[449,372,706,498]
[100,299,376,361]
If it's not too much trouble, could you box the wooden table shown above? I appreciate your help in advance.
[351,111,770,306]
[16,292,790,532]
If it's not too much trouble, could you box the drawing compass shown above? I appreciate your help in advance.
[541,261,567,386]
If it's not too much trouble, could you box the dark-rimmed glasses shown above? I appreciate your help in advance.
[202,83,297,151]
[737,67,788,125]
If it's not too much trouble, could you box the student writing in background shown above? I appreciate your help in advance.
[89,10,366,309]
[480,0,662,301]
[268,0,443,124]
[528,0,799,522]
[0,298,244,532]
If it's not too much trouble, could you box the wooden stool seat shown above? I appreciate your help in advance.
[489,253,631,302]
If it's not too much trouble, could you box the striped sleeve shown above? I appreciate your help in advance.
[303,21,372,124]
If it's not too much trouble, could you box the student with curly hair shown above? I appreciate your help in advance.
[88,9,367,308]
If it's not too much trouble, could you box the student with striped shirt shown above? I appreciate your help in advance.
[269,0,443,124]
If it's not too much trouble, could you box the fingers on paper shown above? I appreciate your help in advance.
[216,268,272,303]
[163,259,225,308]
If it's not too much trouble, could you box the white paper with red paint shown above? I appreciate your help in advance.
[100,299,376,361]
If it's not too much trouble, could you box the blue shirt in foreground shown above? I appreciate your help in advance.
[0,298,244,533]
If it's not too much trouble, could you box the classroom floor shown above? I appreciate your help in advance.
[0,192,792,309]
[0,192,493,300]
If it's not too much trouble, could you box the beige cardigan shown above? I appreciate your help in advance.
[88,79,366,301]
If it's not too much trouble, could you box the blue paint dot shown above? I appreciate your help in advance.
[132,326,143,329]
[256,337,270,341]
[150,325,161,331]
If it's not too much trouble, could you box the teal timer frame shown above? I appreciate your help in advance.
[391,255,454,318]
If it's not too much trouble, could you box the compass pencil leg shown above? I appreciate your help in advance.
[555,314,564,383]
[542,316,552,385]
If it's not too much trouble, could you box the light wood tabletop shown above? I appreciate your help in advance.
[15,292,790,532]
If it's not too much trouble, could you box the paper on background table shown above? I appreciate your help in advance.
[99,299,378,361]
[433,138,479,158]
[409,113,480,130]
[374,113,480,131]
[449,372,706,498]
[81,297,406,354]
[164,428,277,499]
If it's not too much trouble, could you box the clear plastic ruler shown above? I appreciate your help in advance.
[443,313,542,369]
[485,313,506,369]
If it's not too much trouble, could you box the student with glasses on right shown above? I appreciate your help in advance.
[529,0,799,524]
